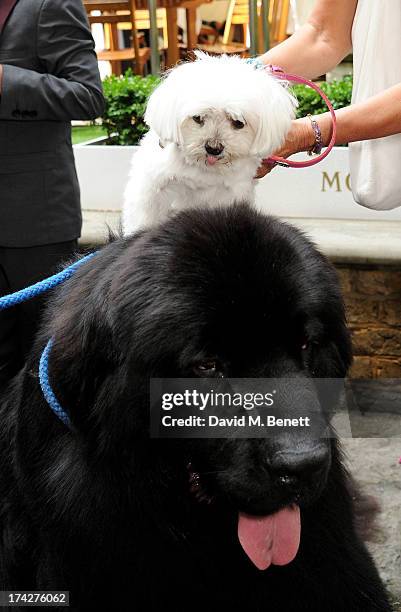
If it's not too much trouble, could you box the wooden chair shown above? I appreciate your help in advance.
[86,0,151,75]
[268,0,290,46]
[117,8,168,50]
[221,0,290,50]
[222,0,248,46]
[196,0,248,55]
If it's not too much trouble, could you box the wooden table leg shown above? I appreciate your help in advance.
[257,5,264,54]
[166,6,180,67]
[186,7,197,50]
[110,22,122,75]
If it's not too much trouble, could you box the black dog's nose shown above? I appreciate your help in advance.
[271,444,329,491]
[205,142,224,156]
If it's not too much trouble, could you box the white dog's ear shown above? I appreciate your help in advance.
[248,74,297,157]
[144,71,184,145]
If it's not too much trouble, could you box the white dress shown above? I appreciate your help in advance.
[349,0,401,209]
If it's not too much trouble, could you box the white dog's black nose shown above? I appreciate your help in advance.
[205,142,224,156]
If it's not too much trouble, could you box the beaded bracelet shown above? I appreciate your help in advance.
[245,57,265,70]
[307,114,323,156]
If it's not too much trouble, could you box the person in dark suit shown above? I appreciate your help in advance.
[0,0,104,391]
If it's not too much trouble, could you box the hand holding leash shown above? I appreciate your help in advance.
[265,65,337,168]
[247,60,337,174]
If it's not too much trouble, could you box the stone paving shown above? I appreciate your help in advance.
[342,437,401,609]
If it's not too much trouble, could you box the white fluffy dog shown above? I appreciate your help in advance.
[123,52,296,235]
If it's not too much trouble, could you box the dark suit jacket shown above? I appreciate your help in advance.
[0,0,104,247]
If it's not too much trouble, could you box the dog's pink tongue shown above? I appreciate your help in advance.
[206,155,218,166]
[238,506,301,570]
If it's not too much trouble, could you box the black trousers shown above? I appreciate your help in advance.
[0,240,78,394]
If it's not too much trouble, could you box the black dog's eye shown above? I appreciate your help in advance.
[193,360,222,377]
[193,115,204,126]
[231,119,245,129]
[301,338,319,351]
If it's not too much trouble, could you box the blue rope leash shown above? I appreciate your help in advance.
[0,252,97,427]
[39,339,71,428]
[0,252,95,311]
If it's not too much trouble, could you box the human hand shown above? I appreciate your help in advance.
[255,117,316,178]
[255,159,277,178]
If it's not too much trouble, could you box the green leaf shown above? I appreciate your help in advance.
[101,70,160,145]
[292,76,353,119]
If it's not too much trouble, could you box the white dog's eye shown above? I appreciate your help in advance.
[231,119,245,130]
[193,115,204,126]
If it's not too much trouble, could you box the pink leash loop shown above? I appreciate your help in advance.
[264,66,337,169]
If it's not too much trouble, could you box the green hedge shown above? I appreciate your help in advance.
[101,71,352,145]
[293,75,353,118]
[102,70,160,145]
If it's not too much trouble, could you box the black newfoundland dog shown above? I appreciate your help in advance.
[0,205,391,611]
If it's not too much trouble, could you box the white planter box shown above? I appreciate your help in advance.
[74,144,134,212]
[73,145,401,221]
[257,147,401,221]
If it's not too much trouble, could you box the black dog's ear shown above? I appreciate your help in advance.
[327,288,354,378]
[319,327,352,378]
[312,260,353,378]
[35,244,126,432]
[50,313,115,430]
[314,303,353,378]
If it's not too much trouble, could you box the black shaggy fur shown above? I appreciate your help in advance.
[0,205,391,611]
